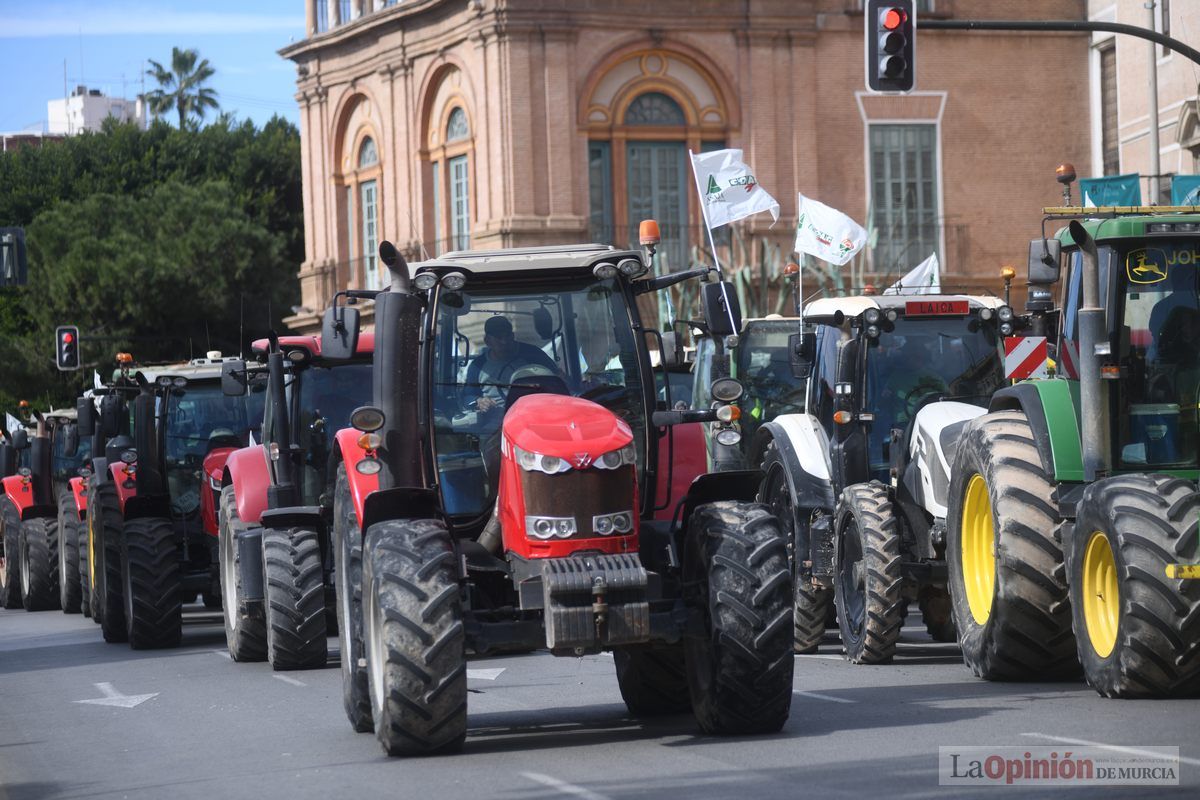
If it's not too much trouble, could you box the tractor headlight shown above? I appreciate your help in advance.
[979,308,994,321]
[1000,322,1014,336]
[715,428,742,447]
[997,305,1014,322]
[525,515,577,539]
[593,443,636,470]
[864,308,881,325]
[514,445,572,474]
[413,271,438,291]
[592,511,633,535]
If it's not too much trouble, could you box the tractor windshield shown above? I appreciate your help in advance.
[865,316,1004,472]
[51,426,90,484]
[736,321,804,441]
[165,382,264,514]
[431,276,648,518]
[295,361,373,503]
[1113,239,1200,468]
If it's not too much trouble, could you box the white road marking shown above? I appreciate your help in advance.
[74,682,158,708]
[794,654,844,661]
[212,649,232,660]
[467,667,505,681]
[522,772,611,800]
[792,690,856,704]
[1021,733,1200,767]
[273,674,306,687]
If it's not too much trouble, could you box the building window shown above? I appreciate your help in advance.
[588,141,613,243]
[625,92,686,126]
[1100,43,1119,175]
[447,108,470,142]
[316,0,329,32]
[429,105,472,254]
[339,0,352,24]
[870,124,939,275]
[450,155,470,251]
[341,133,383,289]
[361,180,378,287]
[431,162,442,255]
[1158,0,1172,58]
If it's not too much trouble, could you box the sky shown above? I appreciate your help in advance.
[0,0,306,133]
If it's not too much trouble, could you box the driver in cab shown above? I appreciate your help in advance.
[462,315,560,415]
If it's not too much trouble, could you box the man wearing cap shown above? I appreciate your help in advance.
[463,315,560,413]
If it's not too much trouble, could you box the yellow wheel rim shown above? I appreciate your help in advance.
[1082,531,1119,658]
[88,511,96,587]
[961,474,996,625]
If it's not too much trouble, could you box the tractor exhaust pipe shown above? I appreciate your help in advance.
[1068,221,1111,481]
[379,241,410,294]
[373,241,423,490]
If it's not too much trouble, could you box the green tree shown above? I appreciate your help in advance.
[145,47,220,129]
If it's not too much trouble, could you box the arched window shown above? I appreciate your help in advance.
[446,107,470,142]
[357,137,380,287]
[624,92,686,126]
[340,130,384,290]
[358,136,378,168]
[429,105,473,254]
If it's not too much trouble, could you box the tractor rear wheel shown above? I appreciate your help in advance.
[219,485,266,662]
[614,645,692,715]
[79,515,91,618]
[1,500,22,609]
[89,481,127,641]
[363,518,467,757]
[834,483,904,664]
[684,501,793,735]
[1069,475,1200,698]
[264,526,328,670]
[759,443,833,653]
[334,464,372,732]
[121,516,182,649]
[946,411,1077,680]
[58,492,82,613]
[918,587,957,643]
[21,517,59,611]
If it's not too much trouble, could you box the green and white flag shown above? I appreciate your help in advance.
[795,193,868,266]
[883,252,940,295]
[5,413,21,436]
[689,148,780,229]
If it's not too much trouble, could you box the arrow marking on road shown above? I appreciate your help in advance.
[522,772,611,800]
[467,668,505,681]
[74,682,158,709]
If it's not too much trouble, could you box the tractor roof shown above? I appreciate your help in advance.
[45,408,77,423]
[135,354,240,384]
[411,244,642,276]
[250,333,375,360]
[1048,206,1200,247]
[803,293,1004,323]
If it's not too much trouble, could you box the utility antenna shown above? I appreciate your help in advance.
[205,319,212,353]
[239,293,245,359]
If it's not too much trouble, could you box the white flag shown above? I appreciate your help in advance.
[690,149,780,229]
[5,413,21,436]
[794,194,868,266]
[884,252,940,295]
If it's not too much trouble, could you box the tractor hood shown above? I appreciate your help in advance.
[502,395,633,462]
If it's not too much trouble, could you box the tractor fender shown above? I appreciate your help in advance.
[334,427,381,529]
[201,447,237,537]
[675,470,763,532]
[2,474,35,519]
[905,401,987,520]
[122,494,170,522]
[110,461,137,515]
[223,445,271,525]
[68,476,88,519]
[361,488,442,534]
[758,414,836,512]
[988,382,1082,481]
[652,422,707,522]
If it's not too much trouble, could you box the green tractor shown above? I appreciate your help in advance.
[945,204,1200,697]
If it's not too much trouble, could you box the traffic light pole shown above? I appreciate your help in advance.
[918,18,1200,69]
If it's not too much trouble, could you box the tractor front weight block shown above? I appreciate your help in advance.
[541,553,649,652]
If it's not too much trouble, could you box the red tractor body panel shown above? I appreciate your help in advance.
[201,447,236,536]
[110,461,136,513]
[651,422,707,522]
[498,395,639,560]
[223,445,271,525]
[69,476,88,519]
[335,427,381,528]
[1,474,34,518]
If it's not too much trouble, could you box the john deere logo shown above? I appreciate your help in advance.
[1127,249,1169,284]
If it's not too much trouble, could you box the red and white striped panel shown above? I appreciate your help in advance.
[1057,338,1080,380]
[1004,336,1049,380]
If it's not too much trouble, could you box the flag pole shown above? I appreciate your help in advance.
[688,149,739,337]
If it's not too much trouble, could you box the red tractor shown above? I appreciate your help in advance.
[0,408,61,611]
[216,330,374,668]
[329,235,793,756]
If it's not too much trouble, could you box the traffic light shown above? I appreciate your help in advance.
[866,0,916,93]
[56,325,80,371]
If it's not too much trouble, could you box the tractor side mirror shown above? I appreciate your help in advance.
[1028,237,1061,285]
[12,429,28,450]
[76,398,96,436]
[221,359,248,397]
[789,332,816,379]
[701,281,742,338]
[61,424,79,457]
[660,330,684,369]
[321,304,360,361]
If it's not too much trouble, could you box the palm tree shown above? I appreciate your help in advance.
[145,48,219,129]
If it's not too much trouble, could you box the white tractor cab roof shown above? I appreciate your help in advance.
[802,293,1005,325]
[133,352,239,387]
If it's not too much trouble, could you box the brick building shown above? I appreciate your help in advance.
[280,0,1090,331]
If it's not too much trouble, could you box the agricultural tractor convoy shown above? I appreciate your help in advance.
[3,186,1200,756]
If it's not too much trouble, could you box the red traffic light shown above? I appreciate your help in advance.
[62,332,74,344]
[882,7,905,30]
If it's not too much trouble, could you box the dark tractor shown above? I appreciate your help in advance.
[329,231,793,757]
[46,408,92,614]
[218,330,374,668]
[1,408,62,611]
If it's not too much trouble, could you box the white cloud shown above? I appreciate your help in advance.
[1,5,304,38]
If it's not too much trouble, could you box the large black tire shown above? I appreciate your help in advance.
[834,482,904,664]
[758,442,834,653]
[1068,475,1200,698]
[219,485,267,662]
[333,464,372,732]
[58,492,82,613]
[363,518,467,757]
[614,646,692,716]
[21,517,60,611]
[918,586,957,643]
[946,410,1077,680]
[78,514,91,618]
[264,526,328,670]
[1,499,22,609]
[683,501,793,735]
[121,516,182,649]
[88,480,127,641]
